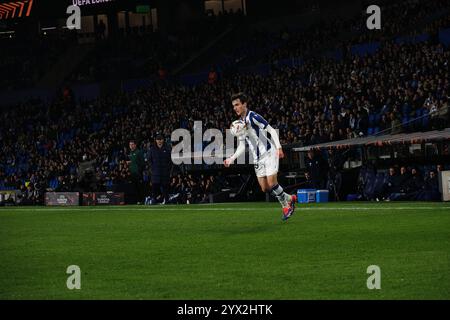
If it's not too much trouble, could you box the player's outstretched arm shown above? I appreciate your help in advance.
[266,124,284,158]
[224,138,245,167]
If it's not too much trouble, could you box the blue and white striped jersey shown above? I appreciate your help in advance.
[240,110,274,161]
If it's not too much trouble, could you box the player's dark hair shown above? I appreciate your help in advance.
[231,92,248,105]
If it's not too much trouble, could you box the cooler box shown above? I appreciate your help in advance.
[316,190,329,203]
[297,189,316,203]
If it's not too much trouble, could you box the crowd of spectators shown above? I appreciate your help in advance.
[165,174,218,204]
[1,1,449,205]
[0,8,245,90]
[0,31,76,91]
[70,9,245,83]
[211,0,449,74]
[70,31,194,83]
[358,164,447,201]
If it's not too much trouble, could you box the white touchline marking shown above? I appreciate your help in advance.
[0,206,449,212]
[198,202,249,205]
[3,207,266,212]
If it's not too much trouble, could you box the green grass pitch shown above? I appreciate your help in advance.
[0,202,449,300]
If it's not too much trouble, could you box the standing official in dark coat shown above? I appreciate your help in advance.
[148,134,172,204]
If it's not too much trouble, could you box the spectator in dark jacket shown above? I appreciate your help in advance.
[302,171,318,189]
[305,150,328,189]
[397,166,411,193]
[381,167,400,199]
[405,167,423,200]
[417,171,441,201]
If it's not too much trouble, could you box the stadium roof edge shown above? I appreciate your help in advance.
[293,128,450,152]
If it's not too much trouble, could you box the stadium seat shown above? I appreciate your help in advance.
[365,168,375,182]
[346,194,361,201]
[402,104,411,116]
[422,109,429,128]
[375,114,381,124]
[373,172,386,197]
[362,169,377,200]
[49,178,59,190]
[357,167,367,187]
[363,175,376,200]
[402,116,409,125]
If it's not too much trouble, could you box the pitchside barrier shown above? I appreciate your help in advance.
[82,192,125,206]
[44,192,125,206]
[45,192,80,206]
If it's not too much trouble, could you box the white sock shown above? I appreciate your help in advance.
[271,184,291,207]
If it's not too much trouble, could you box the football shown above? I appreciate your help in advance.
[230,119,246,137]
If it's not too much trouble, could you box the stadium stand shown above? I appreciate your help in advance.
[0,0,449,204]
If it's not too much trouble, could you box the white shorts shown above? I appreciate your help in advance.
[254,148,279,178]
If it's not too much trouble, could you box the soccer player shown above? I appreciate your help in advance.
[224,92,297,221]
